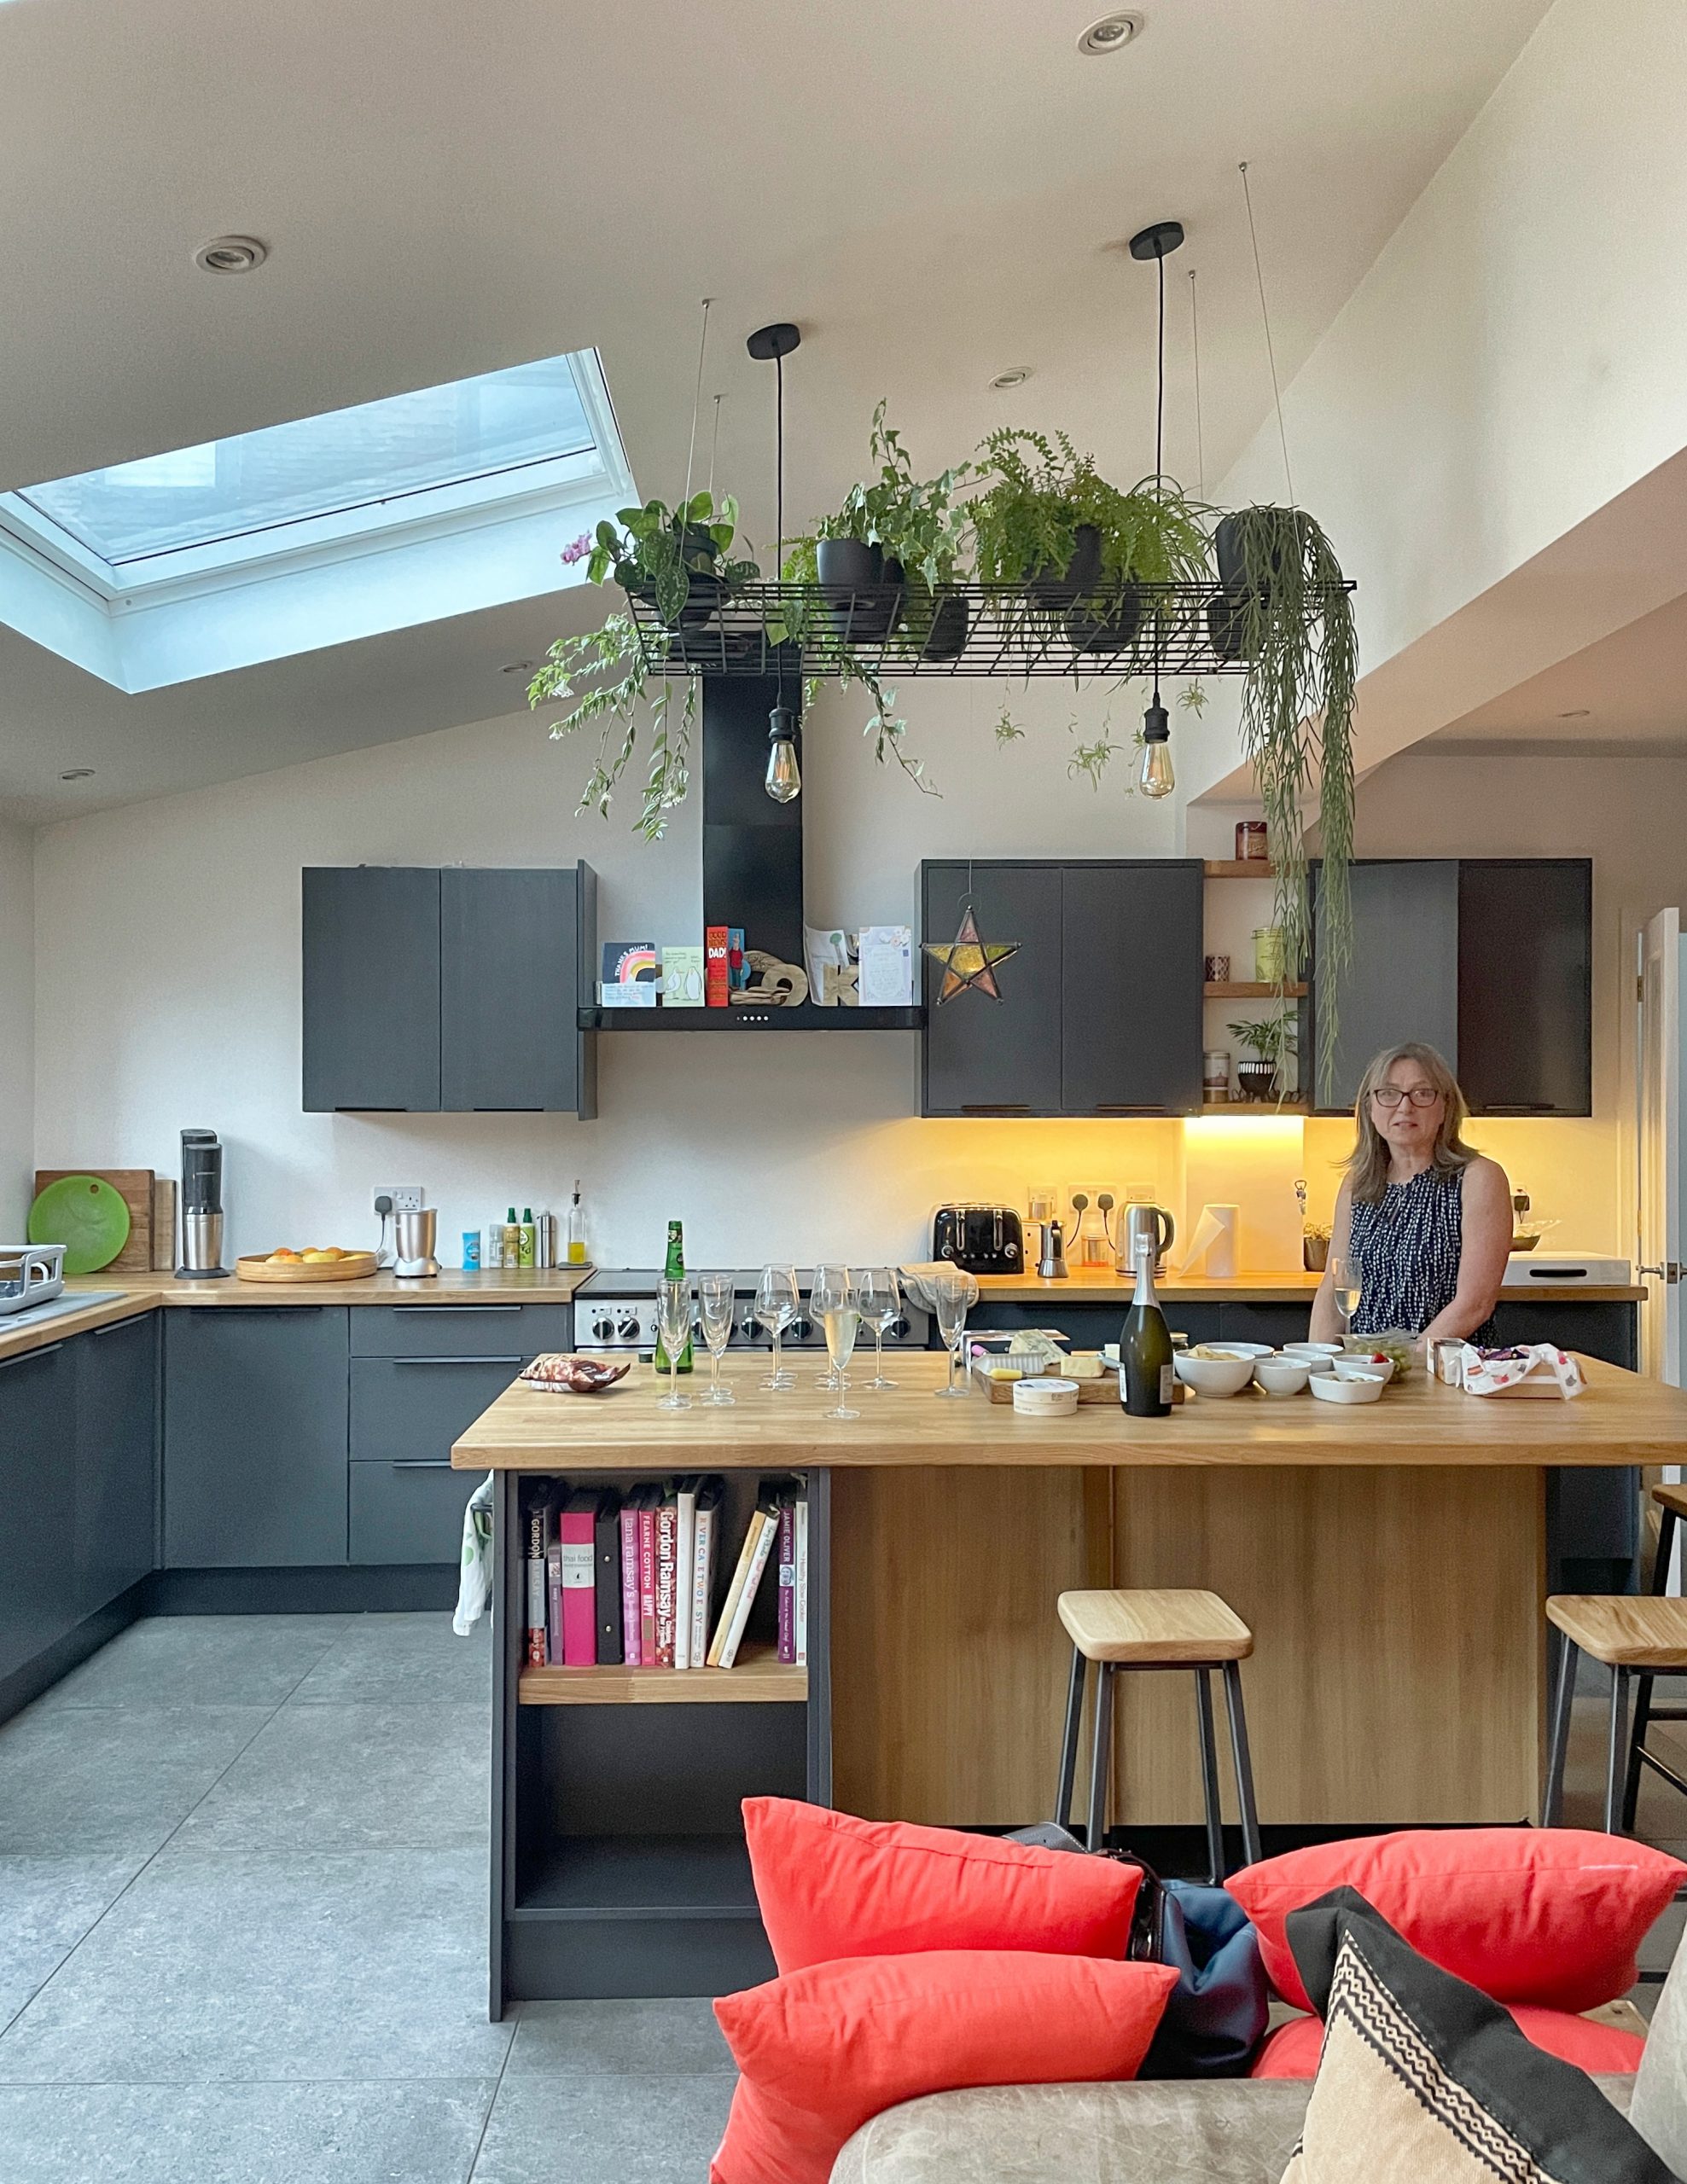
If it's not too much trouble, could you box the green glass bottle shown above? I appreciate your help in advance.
[1120,1233,1173,1418]
[653,1219,694,1372]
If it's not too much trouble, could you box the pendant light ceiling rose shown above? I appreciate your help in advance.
[746,322,801,363]
[1128,219,1185,263]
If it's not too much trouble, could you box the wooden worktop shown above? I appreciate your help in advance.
[0,1267,592,1362]
[452,1350,1687,1471]
[970,1268,1644,1304]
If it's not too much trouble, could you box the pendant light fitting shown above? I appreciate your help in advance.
[1128,220,1184,799]
[749,322,804,804]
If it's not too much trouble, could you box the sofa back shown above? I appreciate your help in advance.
[1629,1919,1687,2174]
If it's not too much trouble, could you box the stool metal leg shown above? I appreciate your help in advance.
[1605,1665,1631,1836]
[1544,1634,1578,1825]
[1624,1671,1655,1833]
[1056,1645,1086,1829]
[1652,1506,1679,1595]
[1221,1661,1262,1867]
[1086,1661,1114,1852]
[1195,1670,1225,1885]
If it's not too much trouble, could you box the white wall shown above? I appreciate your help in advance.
[0,816,32,1236]
[32,678,1193,1269]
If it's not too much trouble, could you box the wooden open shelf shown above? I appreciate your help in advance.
[1203,861,1278,880]
[518,1641,806,1706]
[1205,981,1307,1000]
[1202,1099,1310,1114]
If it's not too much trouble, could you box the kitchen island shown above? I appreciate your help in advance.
[454,1350,1687,2008]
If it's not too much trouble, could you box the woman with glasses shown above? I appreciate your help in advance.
[1309,1041,1510,1348]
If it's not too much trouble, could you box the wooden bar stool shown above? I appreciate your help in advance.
[1055,1588,1262,1879]
[1622,1484,1687,1830]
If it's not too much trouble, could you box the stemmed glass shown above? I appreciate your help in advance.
[754,1264,799,1391]
[654,1276,693,1410]
[934,1267,979,1397]
[1329,1256,1363,1339]
[698,1272,736,1406]
[812,1263,850,1388]
[857,1267,902,1390]
[812,1266,862,1420]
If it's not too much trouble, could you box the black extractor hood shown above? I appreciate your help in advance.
[576,670,924,1031]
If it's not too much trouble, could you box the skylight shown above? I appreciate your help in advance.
[18,353,596,565]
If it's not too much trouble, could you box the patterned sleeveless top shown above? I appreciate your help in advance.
[1347,1165,1497,1344]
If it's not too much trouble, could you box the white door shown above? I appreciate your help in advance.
[1638,909,1684,1387]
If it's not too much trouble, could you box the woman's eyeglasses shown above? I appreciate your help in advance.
[1371,1085,1440,1108]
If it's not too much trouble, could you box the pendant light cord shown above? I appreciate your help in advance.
[683,297,713,507]
[1151,243,1166,706]
[774,348,787,706]
[1239,164,1296,507]
[1188,267,1205,499]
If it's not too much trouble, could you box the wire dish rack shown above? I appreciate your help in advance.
[622,578,1356,682]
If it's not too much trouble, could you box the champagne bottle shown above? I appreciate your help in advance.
[653,1219,694,1373]
[1120,1233,1173,1418]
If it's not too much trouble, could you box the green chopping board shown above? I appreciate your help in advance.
[28,1174,133,1275]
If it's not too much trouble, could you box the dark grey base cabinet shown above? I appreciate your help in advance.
[165,1309,351,1567]
[0,1340,79,1684]
[75,1316,158,1618]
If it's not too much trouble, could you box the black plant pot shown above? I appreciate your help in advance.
[628,572,725,630]
[1206,590,1252,664]
[1065,580,1145,659]
[816,537,905,641]
[1236,1060,1278,1103]
[920,591,970,662]
[1023,523,1102,607]
[1214,508,1313,595]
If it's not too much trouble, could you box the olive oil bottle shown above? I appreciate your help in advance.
[1120,1231,1173,1417]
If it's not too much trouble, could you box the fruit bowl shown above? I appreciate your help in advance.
[236,1249,378,1284]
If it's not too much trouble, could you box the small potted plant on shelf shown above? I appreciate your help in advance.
[1303,1219,1331,1273]
[584,491,758,628]
[1226,1008,1298,1103]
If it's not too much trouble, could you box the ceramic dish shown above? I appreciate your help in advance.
[1204,1340,1274,1359]
[1254,1357,1311,1397]
[1333,1352,1396,1384]
[1308,1368,1387,1405]
[1173,1351,1257,1398]
[1283,1341,1342,1360]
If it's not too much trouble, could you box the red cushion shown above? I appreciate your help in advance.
[1228,1829,1685,2013]
[1250,2005,1647,2079]
[711,1949,1178,2184]
[742,1797,1143,1973]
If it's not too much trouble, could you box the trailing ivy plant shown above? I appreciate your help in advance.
[526,616,695,843]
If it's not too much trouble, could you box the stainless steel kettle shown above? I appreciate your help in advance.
[1121,1203,1175,1278]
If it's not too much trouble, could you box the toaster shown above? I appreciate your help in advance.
[932,1204,1024,1275]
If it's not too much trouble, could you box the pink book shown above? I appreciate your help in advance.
[654,1491,678,1668]
[777,1498,796,1664]
[619,1499,643,1668]
[559,1490,599,1667]
[638,1496,659,1664]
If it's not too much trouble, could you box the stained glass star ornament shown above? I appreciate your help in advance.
[923,904,1021,1004]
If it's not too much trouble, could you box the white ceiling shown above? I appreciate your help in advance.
[0,0,1554,822]
[1429,588,1687,753]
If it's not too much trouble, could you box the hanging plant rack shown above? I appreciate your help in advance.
[620,578,1353,682]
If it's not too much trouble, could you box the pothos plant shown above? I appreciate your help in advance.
[584,491,757,624]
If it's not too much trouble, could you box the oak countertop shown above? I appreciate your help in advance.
[451,1350,1687,1472]
[969,1269,1644,1305]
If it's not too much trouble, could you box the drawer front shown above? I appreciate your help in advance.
[351,1303,573,1358]
[351,1355,528,1466]
[350,1460,481,1565]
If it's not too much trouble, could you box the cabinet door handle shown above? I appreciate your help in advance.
[91,1316,142,1337]
[392,1458,455,1470]
[1477,1103,1555,1115]
[0,1340,63,1370]
[960,1103,1032,1116]
[1092,1104,1167,1115]
[398,1305,522,1315]
[389,1355,524,1367]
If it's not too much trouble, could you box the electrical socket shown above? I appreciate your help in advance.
[372,1186,424,1215]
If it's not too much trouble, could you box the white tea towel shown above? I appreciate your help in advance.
[454,1475,496,1634]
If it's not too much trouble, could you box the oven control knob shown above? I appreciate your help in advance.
[614,1310,640,1341]
[590,1312,615,1343]
[889,1316,910,1339]
[788,1314,812,1341]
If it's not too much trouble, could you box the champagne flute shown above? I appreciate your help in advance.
[1330,1255,1363,1336]
[754,1264,799,1391]
[933,1267,978,1397]
[858,1266,901,1389]
[812,1263,850,1388]
[698,1272,736,1406]
[654,1275,692,1410]
[813,1266,861,1420]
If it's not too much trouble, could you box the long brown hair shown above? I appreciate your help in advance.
[1347,1042,1478,1204]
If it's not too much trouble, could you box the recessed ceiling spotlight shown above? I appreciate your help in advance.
[194,235,268,275]
[1077,11,1143,56]
[990,367,1033,391]
[1557,708,1591,719]
[59,767,96,781]
[500,659,537,675]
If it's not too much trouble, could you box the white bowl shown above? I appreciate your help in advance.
[1205,1341,1274,1359]
[1283,1342,1342,1360]
[1308,1368,1387,1405]
[1174,1351,1258,1398]
[1333,1352,1396,1385]
[1253,1357,1311,1397]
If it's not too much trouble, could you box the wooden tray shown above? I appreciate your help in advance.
[971,1362,1118,1405]
[236,1251,379,1284]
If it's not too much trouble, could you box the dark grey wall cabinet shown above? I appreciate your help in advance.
[1062,863,1204,1114]
[922,859,1204,1118]
[0,1341,78,1682]
[1313,860,1460,1112]
[1457,861,1592,1117]
[304,864,596,1116]
[74,1315,158,1618]
[303,866,442,1112]
[164,1309,350,1568]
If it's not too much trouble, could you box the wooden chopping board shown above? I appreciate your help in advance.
[33,1168,153,1273]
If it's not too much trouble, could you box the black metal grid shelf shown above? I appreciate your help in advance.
[625,578,1355,681]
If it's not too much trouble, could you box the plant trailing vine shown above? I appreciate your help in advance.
[526,613,695,843]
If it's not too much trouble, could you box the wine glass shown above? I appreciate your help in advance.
[1329,1256,1362,1336]
[698,1272,736,1406]
[754,1264,799,1391]
[857,1267,901,1390]
[812,1263,851,1388]
[813,1266,861,1420]
[933,1267,979,1397]
[654,1276,693,1410]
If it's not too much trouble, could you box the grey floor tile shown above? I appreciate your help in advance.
[0,1844,511,2083]
[471,2072,736,2184]
[37,1616,349,1712]
[0,1706,272,1856]
[0,2077,496,2182]
[0,1856,147,2034]
[177,1701,487,1853]
[507,1998,734,2077]
[289,1613,492,1708]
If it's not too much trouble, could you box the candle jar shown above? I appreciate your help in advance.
[1253,926,1287,983]
[1203,953,1230,984]
[1202,1048,1231,1101]
[1236,821,1269,863]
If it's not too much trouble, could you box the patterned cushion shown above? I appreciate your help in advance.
[1279,1889,1670,2181]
